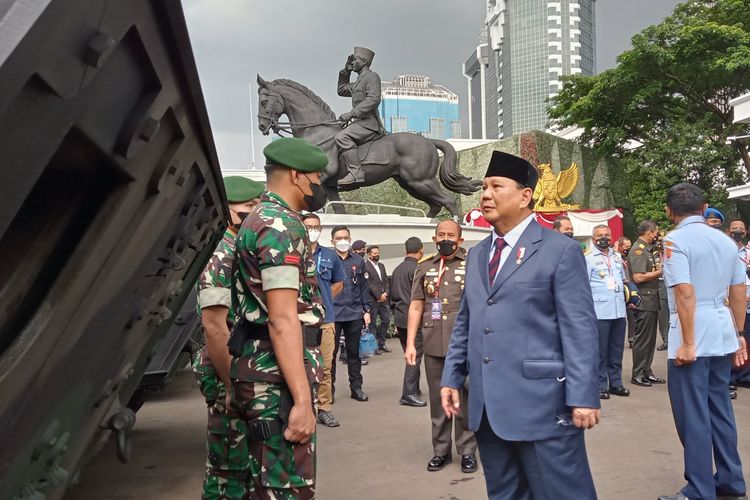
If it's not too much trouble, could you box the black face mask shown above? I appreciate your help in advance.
[563,231,574,238]
[731,231,745,242]
[595,237,611,250]
[371,256,380,262]
[300,175,328,212]
[231,210,250,230]
[621,248,630,257]
[436,239,458,257]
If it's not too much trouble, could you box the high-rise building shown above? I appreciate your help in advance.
[378,75,461,140]
[464,0,596,139]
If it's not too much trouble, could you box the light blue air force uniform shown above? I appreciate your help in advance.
[662,215,746,500]
[733,246,750,384]
[585,249,627,320]
[586,248,628,390]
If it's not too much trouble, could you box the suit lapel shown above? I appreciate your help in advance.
[490,221,543,295]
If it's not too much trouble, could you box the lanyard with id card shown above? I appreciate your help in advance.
[431,258,447,320]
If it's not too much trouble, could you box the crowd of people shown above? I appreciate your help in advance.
[191,136,749,500]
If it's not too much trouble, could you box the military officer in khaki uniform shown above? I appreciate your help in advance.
[405,220,477,474]
[628,220,667,386]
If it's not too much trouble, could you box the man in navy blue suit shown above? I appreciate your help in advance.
[441,151,601,500]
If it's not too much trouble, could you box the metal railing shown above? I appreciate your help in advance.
[321,201,427,217]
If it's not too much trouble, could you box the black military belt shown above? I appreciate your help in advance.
[247,418,284,441]
[229,319,320,356]
[302,325,321,348]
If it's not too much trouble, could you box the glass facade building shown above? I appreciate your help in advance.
[464,0,596,139]
[378,75,461,140]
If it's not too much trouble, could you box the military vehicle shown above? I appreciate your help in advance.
[0,0,227,498]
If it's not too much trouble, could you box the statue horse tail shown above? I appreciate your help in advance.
[430,140,482,195]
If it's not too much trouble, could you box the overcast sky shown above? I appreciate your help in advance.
[184,0,681,170]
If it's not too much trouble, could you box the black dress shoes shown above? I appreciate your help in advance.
[360,358,369,366]
[609,385,630,397]
[317,410,340,427]
[656,342,668,351]
[351,388,369,402]
[427,455,452,471]
[461,454,478,473]
[399,394,427,407]
[730,390,738,400]
[631,376,652,387]
[599,389,610,399]
[729,383,738,391]
[647,375,666,384]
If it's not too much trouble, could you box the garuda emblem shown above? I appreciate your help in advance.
[532,163,581,212]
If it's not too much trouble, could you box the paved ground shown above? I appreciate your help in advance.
[68,340,750,500]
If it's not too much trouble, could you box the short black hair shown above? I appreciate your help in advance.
[617,236,631,245]
[302,212,320,222]
[331,225,350,238]
[728,218,746,229]
[367,245,379,253]
[666,183,705,216]
[637,220,658,236]
[405,237,423,254]
[553,215,571,230]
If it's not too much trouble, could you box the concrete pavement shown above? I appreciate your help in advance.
[68,340,750,499]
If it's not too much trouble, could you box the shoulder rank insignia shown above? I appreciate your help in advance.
[634,249,643,256]
[419,253,435,264]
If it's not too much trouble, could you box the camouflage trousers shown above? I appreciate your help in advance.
[230,339,323,500]
[194,347,249,500]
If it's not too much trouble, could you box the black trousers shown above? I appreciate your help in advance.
[332,319,364,391]
[396,326,423,398]
[372,301,390,347]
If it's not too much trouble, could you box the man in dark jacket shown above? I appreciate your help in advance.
[331,225,372,402]
[365,245,392,353]
[390,237,426,407]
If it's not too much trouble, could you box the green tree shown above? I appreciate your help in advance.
[548,0,750,224]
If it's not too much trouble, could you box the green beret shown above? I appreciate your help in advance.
[223,176,264,203]
[263,137,328,173]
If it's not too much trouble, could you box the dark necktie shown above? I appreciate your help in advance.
[488,237,506,287]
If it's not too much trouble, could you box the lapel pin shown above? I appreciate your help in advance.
[516,247,525,265]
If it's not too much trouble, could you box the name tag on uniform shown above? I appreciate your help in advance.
[454,269,465,275]
[431,299,442,320]
[426,271,439,277]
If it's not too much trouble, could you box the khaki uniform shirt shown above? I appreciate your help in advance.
[627,238,659,312]
[411,248,467,357]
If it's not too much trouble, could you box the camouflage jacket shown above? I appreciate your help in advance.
[197,227,237,325]
[232,191,324,328]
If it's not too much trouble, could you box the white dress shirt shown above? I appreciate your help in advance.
[489,213,536,283]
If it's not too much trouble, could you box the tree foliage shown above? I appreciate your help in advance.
[548,0,750,226]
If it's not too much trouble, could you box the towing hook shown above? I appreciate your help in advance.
[108,409,136,464]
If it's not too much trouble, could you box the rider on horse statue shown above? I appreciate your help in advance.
[336,46,383,187]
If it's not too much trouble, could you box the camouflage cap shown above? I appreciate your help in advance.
[263,137,328,173]
[223,176,264,203]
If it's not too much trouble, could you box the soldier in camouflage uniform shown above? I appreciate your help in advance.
[193,175,264,500]
[230,137,328,500]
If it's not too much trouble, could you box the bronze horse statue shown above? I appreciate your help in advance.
[256,75,481,217]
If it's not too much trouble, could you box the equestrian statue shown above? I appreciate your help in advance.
[256,46,481,218]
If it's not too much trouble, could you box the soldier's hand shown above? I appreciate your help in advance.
[363,312,371,326]
[404,344,417,366]
[572,408,600,429]
[440,387,461,419]
[674,343,697,366]
[735,336,748,368]
[284,404,316,444]
[338,112,354,123]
